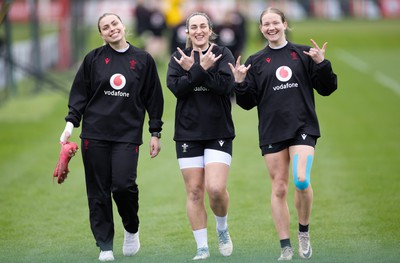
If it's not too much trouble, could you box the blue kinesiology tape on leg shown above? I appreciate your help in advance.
[293,154,313,190]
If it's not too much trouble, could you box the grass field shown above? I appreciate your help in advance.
[0,19,399,263]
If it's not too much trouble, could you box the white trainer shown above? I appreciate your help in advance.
[217,229,233,256]
[193,246,210,260]
[98,250,114,261]
[278,246,293,261]
[298,231,312,259]
[123,229,140,256]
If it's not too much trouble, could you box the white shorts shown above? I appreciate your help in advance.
[178,149,232,169]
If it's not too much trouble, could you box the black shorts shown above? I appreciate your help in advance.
[176,139,233,159]
[260,133,317,155]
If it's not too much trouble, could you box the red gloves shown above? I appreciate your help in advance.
[53,141,79,184]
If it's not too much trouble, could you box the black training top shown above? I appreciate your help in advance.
[235,41,337,146]
[167,45,235,141]
[65,43,164,145]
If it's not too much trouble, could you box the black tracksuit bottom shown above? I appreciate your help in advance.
[81,139,140,251]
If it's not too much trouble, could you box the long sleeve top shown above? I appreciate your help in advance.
[235,41,337,146]
[167,45,235,141]
[65,43,164,145]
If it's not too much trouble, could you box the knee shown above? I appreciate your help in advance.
[272,181,289,199]
[188,186,204,203]
[293,154,313,190]
[112,182,138,195]
[207,186,226,202]
[294,177,310,190]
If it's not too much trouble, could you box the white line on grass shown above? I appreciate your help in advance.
[374,72,400,96]
[335,49,400,97]
[335,49,369,73]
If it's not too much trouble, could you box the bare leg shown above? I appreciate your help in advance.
[264,149,291,240]
[182,168,207,230]
[205,162,230,217]
[204,162,233,257]
[289,145,314,225]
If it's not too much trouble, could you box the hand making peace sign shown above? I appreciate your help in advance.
[303,39,327,64]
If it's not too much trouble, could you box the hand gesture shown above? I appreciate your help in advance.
[303,39,327,64]
[174,47,195,71]
[199,43,222,71]
[228,56,251,83]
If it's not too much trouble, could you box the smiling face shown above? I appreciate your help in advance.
[187,14,212,50]
[98,14,126,46]
[259,11,287,48]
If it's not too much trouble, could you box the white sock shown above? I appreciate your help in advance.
[215,214,228,231]
[193,228,208,249]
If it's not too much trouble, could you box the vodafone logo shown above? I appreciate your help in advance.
[275,66,292,82]
[110,73,126,90]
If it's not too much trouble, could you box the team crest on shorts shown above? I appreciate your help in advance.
[181,143,189,153]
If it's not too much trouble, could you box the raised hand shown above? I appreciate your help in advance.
[199,43,222,71]
[174,47,195,71]
[303,39,327,64]
[228,56,251,83]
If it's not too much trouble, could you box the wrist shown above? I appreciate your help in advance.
[60,122,74,143]
[65,122,74,134]
[151,132,161,139]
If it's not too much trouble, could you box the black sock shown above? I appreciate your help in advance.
[299,223,309,232]
[280,238,291,248]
